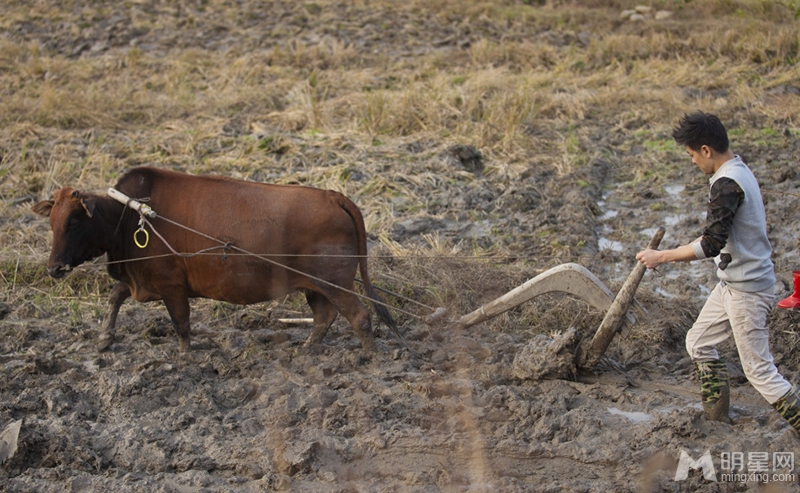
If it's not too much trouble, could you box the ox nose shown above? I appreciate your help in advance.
[47,264,72,278]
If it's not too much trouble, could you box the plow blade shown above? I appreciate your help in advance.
[455,263,637,330]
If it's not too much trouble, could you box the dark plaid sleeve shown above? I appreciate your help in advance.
[699,177,744,258]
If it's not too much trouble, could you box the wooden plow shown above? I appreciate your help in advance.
[452,227,665,371]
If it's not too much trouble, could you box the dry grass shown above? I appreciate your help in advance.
[1,0,799,323]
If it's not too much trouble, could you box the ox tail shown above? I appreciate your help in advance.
[337,195,417,357]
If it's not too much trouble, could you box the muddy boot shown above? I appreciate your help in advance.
[772,384,800,434]
[697,358,732,423]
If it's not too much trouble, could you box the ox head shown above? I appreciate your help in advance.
[33,187,103,278]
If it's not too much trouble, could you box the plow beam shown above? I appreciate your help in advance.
[455,263,635,330]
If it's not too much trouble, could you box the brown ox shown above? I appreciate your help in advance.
[33,166,401,353]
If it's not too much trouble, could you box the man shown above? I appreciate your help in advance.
[636,111,799,434]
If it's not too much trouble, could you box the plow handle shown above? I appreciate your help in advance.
[578,227,665,369]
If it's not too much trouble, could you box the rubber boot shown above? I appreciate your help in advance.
[772,384,800,434]
[697,358,732,423]
[778,270,800,309]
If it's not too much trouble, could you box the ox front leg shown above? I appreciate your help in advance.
[304,291,338,346]
[162,293,192,352]
[97,282,131,352]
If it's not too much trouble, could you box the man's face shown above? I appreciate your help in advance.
[686,145,715,175]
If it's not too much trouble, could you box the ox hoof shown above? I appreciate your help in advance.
[299,343,325,357]
[96,333,115,352]
[360,340,378,353]
[303,337,324,348]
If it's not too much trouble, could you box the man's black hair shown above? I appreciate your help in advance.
[672,111,730,154]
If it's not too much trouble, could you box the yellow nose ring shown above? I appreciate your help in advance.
[134,227,149,249]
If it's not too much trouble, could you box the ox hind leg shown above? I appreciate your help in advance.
[97,281,131,352]
[321,289,377,352]
[162,292,192,352]
[304,291,338,346]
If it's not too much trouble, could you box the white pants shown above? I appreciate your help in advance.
[686,282,792,404]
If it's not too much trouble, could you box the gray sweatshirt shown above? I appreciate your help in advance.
[691,155,776,292]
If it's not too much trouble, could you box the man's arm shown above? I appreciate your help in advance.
[636,177,744,270]
[697,177,743,258]
[636,241,699,269]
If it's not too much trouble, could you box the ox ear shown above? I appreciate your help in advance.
[80,196,96,219]
[70,189,95,218]
[32,200,54,217]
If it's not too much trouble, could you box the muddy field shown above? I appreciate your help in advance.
[1,1,800,492]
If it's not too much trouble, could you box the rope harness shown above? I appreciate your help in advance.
[106,188,436,323]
